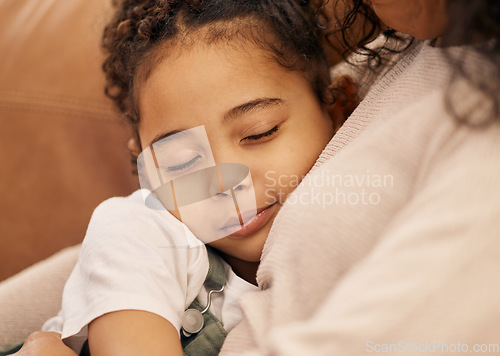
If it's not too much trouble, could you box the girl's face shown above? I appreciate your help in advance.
[369,0,448,39]
[137,41,335,263]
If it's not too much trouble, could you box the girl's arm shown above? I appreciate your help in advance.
[88,310,183,356]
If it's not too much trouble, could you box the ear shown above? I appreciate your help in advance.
[127,137,142,159]
[327,74,359,131]
[127,137,142,175]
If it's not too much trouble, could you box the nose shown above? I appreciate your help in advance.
[207,162,253,198]
[208,165,226,198]
[207,140,255,196]
[232,168,252,192]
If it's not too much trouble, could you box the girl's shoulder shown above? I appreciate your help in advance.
[81,189,206,266]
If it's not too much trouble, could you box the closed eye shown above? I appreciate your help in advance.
[166,155,201,172]
[241,125,279,142]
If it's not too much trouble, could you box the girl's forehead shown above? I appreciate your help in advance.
[137,38,313,119]
[134,30,277,106]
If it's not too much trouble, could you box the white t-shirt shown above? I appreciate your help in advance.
[42,190,258,353]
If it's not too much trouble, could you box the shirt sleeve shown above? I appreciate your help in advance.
[60,190,208,339]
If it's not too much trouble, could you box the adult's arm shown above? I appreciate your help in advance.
[262,122,500,354]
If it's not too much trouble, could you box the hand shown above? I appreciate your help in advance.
[12,332,77,356]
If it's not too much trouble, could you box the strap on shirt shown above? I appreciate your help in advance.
[204,245,226,289]
[181,246,228,356]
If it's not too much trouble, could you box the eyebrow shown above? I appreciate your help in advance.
[150,130,182,146]
[223,97,284,123]
[149,97,284,146]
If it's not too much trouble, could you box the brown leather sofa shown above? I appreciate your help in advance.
[0,0,138,281]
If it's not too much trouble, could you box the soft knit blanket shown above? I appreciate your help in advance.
[221,40,500,355]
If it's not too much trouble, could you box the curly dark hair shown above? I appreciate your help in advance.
[102,0,339,150]
[317,0,500,124]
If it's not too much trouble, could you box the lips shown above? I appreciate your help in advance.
[221,203,277,239]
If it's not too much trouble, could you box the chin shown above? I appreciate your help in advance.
[237,250,263,263]
[208,233,267,263]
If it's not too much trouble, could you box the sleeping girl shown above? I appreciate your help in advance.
[37,1,356,355]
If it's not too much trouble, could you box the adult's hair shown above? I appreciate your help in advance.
[318,0,500,124]
[102,0,334,143]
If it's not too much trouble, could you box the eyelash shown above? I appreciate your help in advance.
[166,154,201,172]
[241,125,279,142]
[162,126,279,172]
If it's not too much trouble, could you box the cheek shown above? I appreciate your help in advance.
[256,123,333,200]
[298,112,335,159]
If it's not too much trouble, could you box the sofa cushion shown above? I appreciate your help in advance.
[0,0,138,280]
